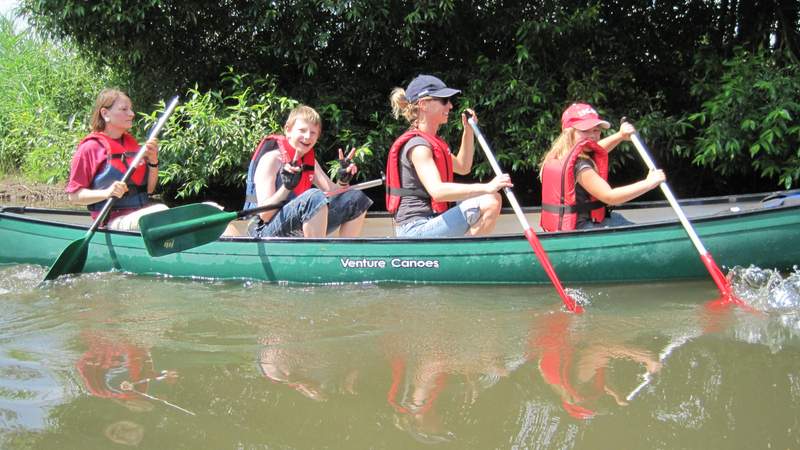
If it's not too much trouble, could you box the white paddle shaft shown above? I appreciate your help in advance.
[468,118,530,231]
[629,133,709,256]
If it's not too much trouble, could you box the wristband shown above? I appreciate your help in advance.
[147,161,159,168]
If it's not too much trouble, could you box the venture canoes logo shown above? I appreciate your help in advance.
[340,258,440,269]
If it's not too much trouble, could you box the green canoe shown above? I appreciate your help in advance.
[1,190,798,285]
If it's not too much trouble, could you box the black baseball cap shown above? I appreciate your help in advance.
[405,75,461,103]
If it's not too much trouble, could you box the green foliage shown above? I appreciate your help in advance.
[8,0,800,197]
[0,15,125,182]
[141,70,297,199]
[685,50,800,189]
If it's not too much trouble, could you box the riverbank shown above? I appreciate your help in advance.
[0,175,68,207]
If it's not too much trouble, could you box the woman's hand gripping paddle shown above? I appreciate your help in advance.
[41,96,180,284]
[139,178,384,257]
[622,118,749,309]
[465,112,583,313]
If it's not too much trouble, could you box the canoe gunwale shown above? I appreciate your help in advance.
[2,190,798,245]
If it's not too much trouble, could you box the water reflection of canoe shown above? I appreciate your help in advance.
[1,190,798,284]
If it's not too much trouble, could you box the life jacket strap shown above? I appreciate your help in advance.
[541,200,605,214]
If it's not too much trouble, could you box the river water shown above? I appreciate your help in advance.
[0,264,798,449]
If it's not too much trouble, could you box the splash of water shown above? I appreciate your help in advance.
[728,265,800,312]
[0,264,45,293]
[565,287,593,311]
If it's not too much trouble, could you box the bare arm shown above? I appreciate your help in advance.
[451,109,477,175]
[577,167,665,206]
[67,183,126,205]
[143,138,159,194]
[598,122,636,153]
[254,152,292,222]
[410,145,511,202]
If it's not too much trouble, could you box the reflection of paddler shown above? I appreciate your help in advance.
[76,333,193,415]
[257,340,360,402]
[531,312,598,419]
[77,336,156,400]
[258,346,327,401]
[529,313,660,419]
[385,355,455,444]
[387,356,447,416]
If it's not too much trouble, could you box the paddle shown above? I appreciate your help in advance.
[139,178,384,257]
[622,118,744,306]
[41,96,180,283]
[465,112,583,313]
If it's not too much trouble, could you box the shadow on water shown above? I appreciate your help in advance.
[0,264,798,449]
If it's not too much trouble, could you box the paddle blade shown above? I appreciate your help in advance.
[42,237,90,281]
[523,228,583,313]
[139,204,238,257]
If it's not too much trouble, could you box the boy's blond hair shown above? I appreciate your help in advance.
[284,105,322,132]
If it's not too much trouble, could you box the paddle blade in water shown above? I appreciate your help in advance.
[522,228,583,313]
[139,204,238,257]
[42,237,90,281]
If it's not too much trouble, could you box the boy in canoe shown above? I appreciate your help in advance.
[244,105,372,238]
[539,103,666,231]
[386,74,512,238]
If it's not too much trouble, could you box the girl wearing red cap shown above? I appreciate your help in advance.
[385,75,513,238]
[538,103,665,231]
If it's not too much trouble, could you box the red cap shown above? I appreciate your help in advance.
[561,103,610,131]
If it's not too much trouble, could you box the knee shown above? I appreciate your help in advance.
[481,193,503,215]
[304,189,328,210]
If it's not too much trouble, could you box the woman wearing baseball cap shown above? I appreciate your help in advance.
[385,74,513,238]
[538,103,665,232]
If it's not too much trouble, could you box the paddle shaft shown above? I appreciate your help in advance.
[42,97,180,282]
[86,96,178,237]
[626,333,695,401]
[89,96,180,233]
[627,129,733,299]
[466,115,582,313]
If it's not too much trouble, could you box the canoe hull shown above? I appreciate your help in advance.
[1,201,798,285]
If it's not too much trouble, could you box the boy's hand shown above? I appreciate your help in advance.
[336,147,358,185]
[281,161,303,190]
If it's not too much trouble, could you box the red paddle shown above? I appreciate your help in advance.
[623,119,745,307]
[466,112,583,313]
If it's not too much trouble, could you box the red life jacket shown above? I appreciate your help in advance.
[82,131,150,212]
[540,139,608,231]
[243,134,316,209]
[385,130,453,215]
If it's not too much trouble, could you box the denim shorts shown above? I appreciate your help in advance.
[250,188,372,238]
[395,198,481,238]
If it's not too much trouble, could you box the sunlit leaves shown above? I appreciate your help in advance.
[686,49,800,189]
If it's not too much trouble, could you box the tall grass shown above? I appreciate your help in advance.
[0,15,125,183]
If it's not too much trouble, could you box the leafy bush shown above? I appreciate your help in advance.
[685,50,800,189]
[0,15,125,183]
[141,68,384,200]
[140,71,293,199]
